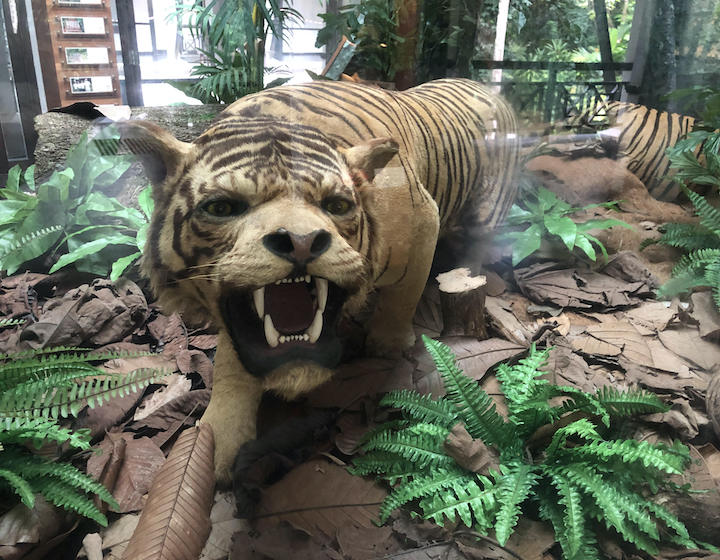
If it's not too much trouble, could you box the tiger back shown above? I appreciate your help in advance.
[121,78,519,483]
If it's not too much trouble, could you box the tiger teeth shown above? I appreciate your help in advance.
[253,287,264,318]
[306,309,323,343]
[264,314,279,348]
[260,276,325,346]
[315,278,328,313]
[274,276,311,285]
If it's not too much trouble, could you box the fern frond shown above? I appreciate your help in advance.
[362,423,455,469]
[543,385,611,427]
[653,222,719,251]
[379,466,470,523]
[34,478,109,526]
[705,261,720,308]
[0,467,35,508]
[349,452,416,483]
[0,416,91,449]
[643,500,695,547]
[417,475,498,531]
[422,335,511,447]
[379,390,458,429]
[0,225,63,262]
[683,186,720,236]
[495,344,550,407]
[595,386,669,417]
[3,367,166,419]
[1,452,117,508]
[566,438,689,475]
[670,248,720,277]
[494,462,539,545]
[555,462,627,536]
[545,418,602,459]
[548,470,588,560]
[657,268,714,299]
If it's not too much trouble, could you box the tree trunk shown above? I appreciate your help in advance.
[593,0,615,84]
[395,0,419,89]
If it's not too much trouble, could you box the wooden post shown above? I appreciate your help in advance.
[436,268,488,339]
[116,0,143,106]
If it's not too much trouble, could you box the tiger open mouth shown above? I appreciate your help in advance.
[220,275,347,377]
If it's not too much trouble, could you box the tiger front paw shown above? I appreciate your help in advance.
[365,324,416,358]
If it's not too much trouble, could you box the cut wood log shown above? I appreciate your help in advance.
[436,268,487,339]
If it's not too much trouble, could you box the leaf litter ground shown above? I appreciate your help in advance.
[0,202,720,560]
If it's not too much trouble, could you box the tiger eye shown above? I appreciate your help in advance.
[322,197,354,216]
[201,199,247,218]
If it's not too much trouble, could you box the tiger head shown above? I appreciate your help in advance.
[121,118,398,382]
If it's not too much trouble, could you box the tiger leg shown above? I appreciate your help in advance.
[201,330,264,486]
[365,197,440,357]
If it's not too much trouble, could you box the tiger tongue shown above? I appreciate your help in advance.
[263,282,315,334]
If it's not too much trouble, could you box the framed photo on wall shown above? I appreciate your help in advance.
[68,75,113,94]
[64,46,109,65]
[60,16,105,35]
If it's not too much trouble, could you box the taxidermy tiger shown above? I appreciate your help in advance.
[121,78,519,484]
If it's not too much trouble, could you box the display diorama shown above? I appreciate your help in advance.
[1,2,719,559]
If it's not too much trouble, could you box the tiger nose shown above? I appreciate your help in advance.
[262,228,332,264]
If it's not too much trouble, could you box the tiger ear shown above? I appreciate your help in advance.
[341,137,399,185]
[118,120,192,186]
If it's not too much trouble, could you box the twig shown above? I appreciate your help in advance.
[382,541,455,558]
[453,529,528,560]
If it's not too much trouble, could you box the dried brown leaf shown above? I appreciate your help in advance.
[336,525,402,559]
[623,300,678,335]
[485,296,534,345]
[255,458,387,538]
[229,523,343,560]
[307,358,406,408]
[88,433,166,513]
[410,337,526,398]
[0,497,63,547]
[444,423,499,474]
[176,349,214,387]
[515,263,653,310]
[188,334,219,350]
[690,292,720,339]
[123,424,215,560]
[134,374,192,421]
[200,492,246,560]
[658,327,720,370]
[18,279,148,349]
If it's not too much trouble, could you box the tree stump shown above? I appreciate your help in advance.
[436,268,487,339]
[708,374,720,441]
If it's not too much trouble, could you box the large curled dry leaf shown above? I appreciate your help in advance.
[123,424,215,560]
[255,458,387,538]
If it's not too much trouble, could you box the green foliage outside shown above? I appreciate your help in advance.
[315,0,403,82]
[499,186,631,266]
[0,126,152,281]
[170,0,302,103]
[352,336,702,560]
[474,0,635,83]
[645,86,720,306]
[0,340,167,525]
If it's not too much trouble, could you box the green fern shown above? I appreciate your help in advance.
[644,175,720,306]
[0,346,168,526]
[352,336,700,559]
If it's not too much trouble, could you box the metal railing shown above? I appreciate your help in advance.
[472,60,634,123]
